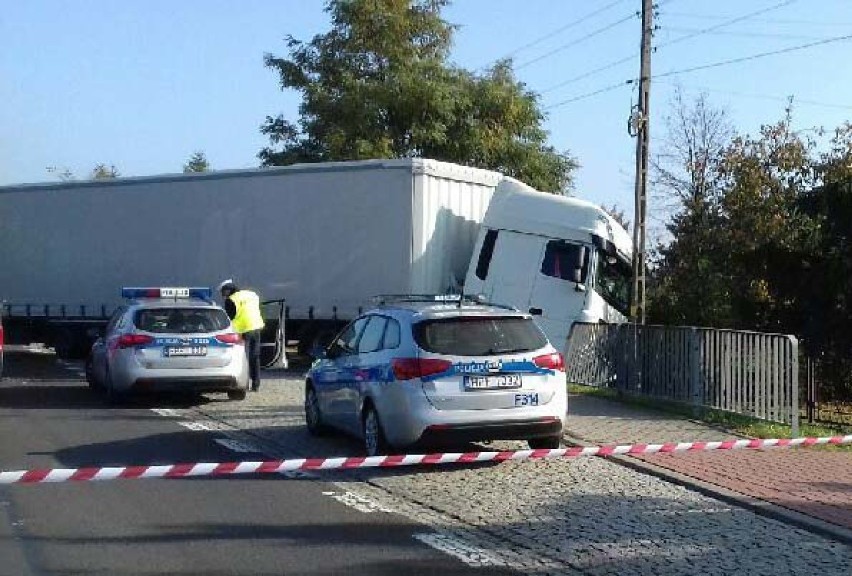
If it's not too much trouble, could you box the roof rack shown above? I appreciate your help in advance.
[371,294,519,312]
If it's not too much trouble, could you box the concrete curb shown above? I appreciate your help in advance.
[562,432,852,546]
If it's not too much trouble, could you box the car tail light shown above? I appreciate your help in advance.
[215,333,242,344]
[115,333,154,349]
[534,352,565,372]
[391,358,452,381]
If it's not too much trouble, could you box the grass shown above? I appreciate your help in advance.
[568,383,851,448]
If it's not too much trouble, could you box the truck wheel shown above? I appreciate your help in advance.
[228,389,247,401]
[363,405,388,457]
[528,436,562,450]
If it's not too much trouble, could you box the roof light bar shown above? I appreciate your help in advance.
[121,287,212,300]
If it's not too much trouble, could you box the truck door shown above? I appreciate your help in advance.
[479,230,543,311]
[528,240,590,350]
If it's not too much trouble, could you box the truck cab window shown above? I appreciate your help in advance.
[541,241,588,283]
[594,254,631,316]
[475,230,498,280]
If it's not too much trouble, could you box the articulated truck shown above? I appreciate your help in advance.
[0,159,631,362]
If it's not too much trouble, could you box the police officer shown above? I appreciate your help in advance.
[219,279,265,392]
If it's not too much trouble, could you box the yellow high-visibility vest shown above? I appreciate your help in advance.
[229,290,265,334]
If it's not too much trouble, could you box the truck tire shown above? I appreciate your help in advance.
[228,389,247,401]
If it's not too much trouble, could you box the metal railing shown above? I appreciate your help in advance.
[565,323,799,434]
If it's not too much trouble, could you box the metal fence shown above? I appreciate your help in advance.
[565,323,799,435]
[801,356,852,431]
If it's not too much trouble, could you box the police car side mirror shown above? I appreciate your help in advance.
[309,345,328,360]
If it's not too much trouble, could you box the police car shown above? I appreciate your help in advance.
[86,287,250,403]
[305,295,567,456]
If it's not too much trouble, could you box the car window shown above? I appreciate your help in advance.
[413,316,547,356]
[357,316,387,354]
[105,307,126,333]
[541,240,588,283]
[382,318,401,350]
[134,308,230,334]
[330,317,368,357]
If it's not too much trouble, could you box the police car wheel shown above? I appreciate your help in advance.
[528,436,561,450]
[304,385,326,435]
[363,406,388,457]
[85,357,101,390]
[104,367,125,406]
[228,389,247,401]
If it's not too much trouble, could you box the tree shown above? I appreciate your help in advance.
[260,0,575,192]
[647,90,734,326]
[184,151,211,173]
[601,204,630,232]
[90,163,120,179]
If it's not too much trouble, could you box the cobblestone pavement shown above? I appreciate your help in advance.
[153,371,852,576]
[566,394,852,531]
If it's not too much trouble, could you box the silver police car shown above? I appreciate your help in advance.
[86,287,249,403]
[305,296,567,456]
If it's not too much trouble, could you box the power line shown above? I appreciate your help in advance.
[540,53,636,95]
[662,12,852,27]
[657,80,852,111]
[497,0,628,62]
[663,26,824,42]
[516,11,638,70]
[656,0,800,49]
[654,33,852,80]
[537,1,798,98]
[546,33,852,110]
[545,80,634,111]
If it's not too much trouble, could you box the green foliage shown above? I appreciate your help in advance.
[260,0,575,192]
[649,91,852,402]
[183,151,211,173]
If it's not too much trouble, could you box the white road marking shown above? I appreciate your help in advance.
[412,533,504,567]
[178,421,215,431]
[214,438,262,453]
[150,408,181,417]
[323,491,395,514]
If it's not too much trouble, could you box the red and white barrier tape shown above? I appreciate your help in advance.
[2,435,850,485]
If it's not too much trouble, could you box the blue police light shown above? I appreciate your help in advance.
[121,287,213,300]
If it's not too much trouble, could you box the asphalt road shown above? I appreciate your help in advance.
[0,350,517,576]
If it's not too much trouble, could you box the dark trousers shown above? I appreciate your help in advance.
[243,330,262,390]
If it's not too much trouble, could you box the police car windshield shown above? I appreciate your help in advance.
[413,317,547,357]
[134,308,230,334]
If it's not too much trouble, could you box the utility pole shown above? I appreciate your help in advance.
[630,0,653,324]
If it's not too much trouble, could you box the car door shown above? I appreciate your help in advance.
[344,315,391,432]
[91,307,125,385]
[312,318,367,428]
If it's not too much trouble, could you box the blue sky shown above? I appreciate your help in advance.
[2,0,851,224]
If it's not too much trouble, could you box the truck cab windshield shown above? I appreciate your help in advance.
[594,253,631,316]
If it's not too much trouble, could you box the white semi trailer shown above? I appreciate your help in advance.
[0,159,631,361]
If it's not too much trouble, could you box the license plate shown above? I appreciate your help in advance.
[164,346,207,357]
[514,393,539,407]
[464,374,522,390]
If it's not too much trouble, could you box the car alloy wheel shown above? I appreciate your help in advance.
[363,407,387,457]
[305,386,324,435]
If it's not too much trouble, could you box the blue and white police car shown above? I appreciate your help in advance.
[305,295,568,456]
[86,287,249,403]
